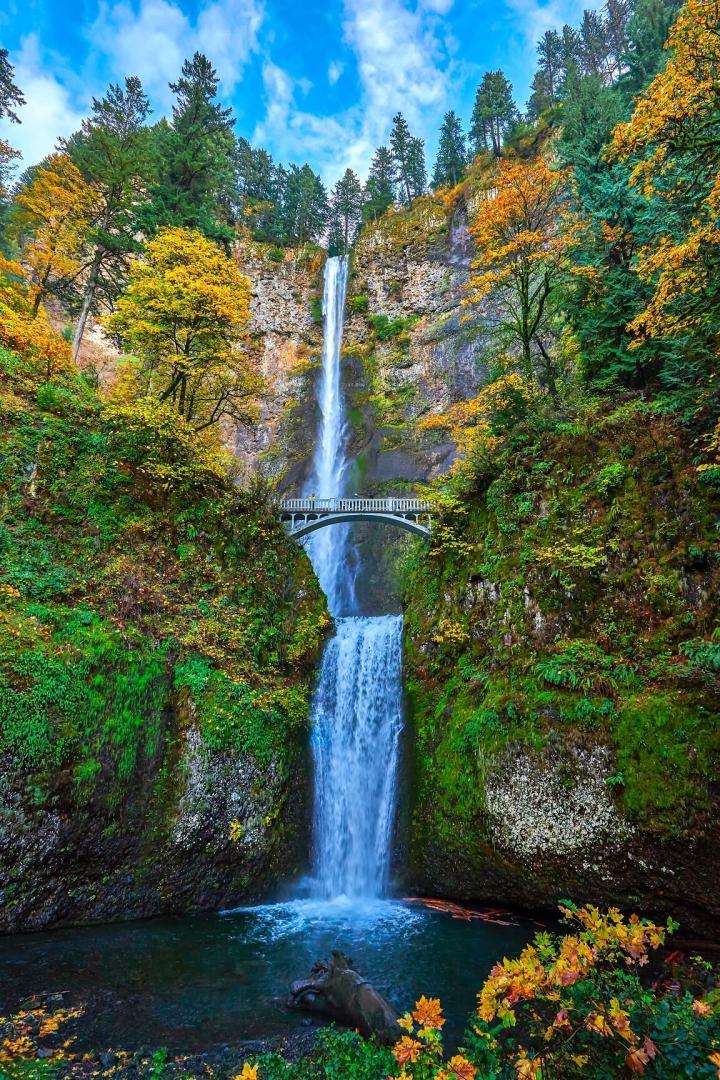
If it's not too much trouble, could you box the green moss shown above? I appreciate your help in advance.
[402,400,720,852]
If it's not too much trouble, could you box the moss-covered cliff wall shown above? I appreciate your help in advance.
[401,399,720,934]
[0,344,328,932]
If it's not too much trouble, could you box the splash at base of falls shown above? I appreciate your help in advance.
[310,614,403,900]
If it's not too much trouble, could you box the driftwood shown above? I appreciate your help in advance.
[289,951,401,1045]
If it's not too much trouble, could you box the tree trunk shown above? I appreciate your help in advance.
[289,951,402,1045]
[72,253,101,363]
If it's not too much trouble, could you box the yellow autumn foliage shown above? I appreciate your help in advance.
[105,227,261,432]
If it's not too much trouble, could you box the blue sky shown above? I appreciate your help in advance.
[0,0,596,185]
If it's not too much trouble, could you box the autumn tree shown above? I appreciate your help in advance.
[465,158,579,390]
[362,146,395,223]
[12,154,96,317]
[432,111,467,189]
[610,0,720,344]
[105,227,260,432]
[470,71,517,156]
[63,77,153,361]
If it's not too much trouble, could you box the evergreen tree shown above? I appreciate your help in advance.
[604,0,634,79]
[282,163,328,247]
[579,9,611,79]
[62,77,153,360]
[620,0,681,94]
[470,71,517,156]
[0,47,25,122]
[558,75,664,386]
[141,53,236,247]
[363,146,395,223]
[328,168,364,254]
[389,113,425,204]
[407,136,427,199]
[535,30,564,107]
[432,111,467,189]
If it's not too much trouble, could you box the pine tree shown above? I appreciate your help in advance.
[141,53,236,247]
[282,164,328,247]
[579,10,611,79]
[0,48,24,224]
[62,77,153,360]
[389,113,420,204]
[362,146,395,223]
[470,71,517,156]
[535,30,564,107]
[328,168,364,254]
[432,111,467,189]
[407,137,427,199]
[0,48,25,123]
[620,0,681,93]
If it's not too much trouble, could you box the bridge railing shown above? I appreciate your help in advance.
[279,497,432,513]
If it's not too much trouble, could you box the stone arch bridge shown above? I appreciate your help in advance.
[278,498,432,539]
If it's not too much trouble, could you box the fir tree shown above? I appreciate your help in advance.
[141,53,236,247]
[329,168,364,254]
[362,146,395,223]
[62,77,153,360]
[390,113,426,204]
[282,163,328,247]
[470,71,517,156]
[432,111,467,189]
[0,48,25,123]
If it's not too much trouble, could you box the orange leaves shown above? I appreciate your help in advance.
[441,1054,477,1080]
[465,157,578,307]
[392,1036,424,1067]
[625,1035,657,1074]
[420,373,535,475]
[13,153,96,315]
[710,1050,720,1077]
[412,995,445,1031]
[0,255,73,381]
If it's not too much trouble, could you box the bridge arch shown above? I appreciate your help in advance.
[284,511,430,539]
[278,497,433,540]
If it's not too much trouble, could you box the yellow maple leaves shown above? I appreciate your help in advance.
[12,153,96,317]
[105,226,261,433]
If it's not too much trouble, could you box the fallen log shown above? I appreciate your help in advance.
[289,951,401,1045]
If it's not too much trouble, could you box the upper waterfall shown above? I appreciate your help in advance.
[304,255,355,616]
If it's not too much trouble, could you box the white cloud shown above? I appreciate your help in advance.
[505,0,603,52]
[253,0,457,186]
[89,0,263,106]
[0,35,85,169]
[328,60,344,85]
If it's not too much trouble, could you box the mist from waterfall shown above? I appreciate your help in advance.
[304,255,404,901]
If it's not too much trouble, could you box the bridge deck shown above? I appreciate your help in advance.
[279,498,431,513]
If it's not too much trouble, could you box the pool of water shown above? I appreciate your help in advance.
[0,899,536,1052]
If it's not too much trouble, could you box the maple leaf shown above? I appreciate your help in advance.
[397,1013,415,1032]
[234,1064,258,1080]
[412,996,445,1030]
[392,1037,423,1066]
[709,1050,720,1078]
[446,1053,477,1079]
[693,999,713,1017]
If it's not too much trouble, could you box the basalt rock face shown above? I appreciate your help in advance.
[401,405,720,936]
[0,720,312,933]
[231,241,325,481]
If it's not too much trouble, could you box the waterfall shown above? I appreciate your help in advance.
[304,255,404,900]
[304,255,354,616]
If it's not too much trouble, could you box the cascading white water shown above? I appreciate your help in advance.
[304,255,404,900]
[304,255,355,615]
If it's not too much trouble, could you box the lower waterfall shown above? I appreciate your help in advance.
[310,614,404,899]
